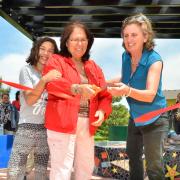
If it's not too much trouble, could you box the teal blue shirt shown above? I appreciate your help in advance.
[121,49,166,126]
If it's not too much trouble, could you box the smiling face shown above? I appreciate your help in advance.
[123,23,148,55]
[37,41,55,67]
[66,27,88,61]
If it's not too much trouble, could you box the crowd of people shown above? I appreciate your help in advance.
[0,13,179,180]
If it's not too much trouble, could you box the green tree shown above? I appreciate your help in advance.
[95,97,129,141]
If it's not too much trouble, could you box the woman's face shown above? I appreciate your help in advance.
[123,23,147,54]
[66,27,88,61]
[38,41,55,66]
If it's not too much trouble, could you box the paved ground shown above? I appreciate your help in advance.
[0,168,150,180]
[0,168,114,180]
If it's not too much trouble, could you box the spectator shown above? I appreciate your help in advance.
[0,93,19,134]
[170,93,180,134]
[12,91,20,111]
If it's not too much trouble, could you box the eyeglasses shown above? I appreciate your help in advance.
[69,38,88,44]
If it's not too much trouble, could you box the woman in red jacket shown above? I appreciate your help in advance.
[43,21,112,180]
[12,91,20,111]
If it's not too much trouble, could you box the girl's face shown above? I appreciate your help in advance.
[123,23,148,54]
[38,41,55,66]
[66,27,88,61]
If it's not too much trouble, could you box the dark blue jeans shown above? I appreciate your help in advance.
[126,113,169,180]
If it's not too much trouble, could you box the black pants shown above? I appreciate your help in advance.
[127,113,169,180]
[174,120,180,134]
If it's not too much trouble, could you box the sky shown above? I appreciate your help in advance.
[1,16,180,107]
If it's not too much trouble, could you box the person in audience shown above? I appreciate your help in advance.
[170,93,180,134]
[0,93,19,135]
[12,91,20,111]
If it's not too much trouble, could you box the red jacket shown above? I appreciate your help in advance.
[43,54,112,135]
[12,100,20,111]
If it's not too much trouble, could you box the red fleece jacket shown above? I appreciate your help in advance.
[43,54,112,135]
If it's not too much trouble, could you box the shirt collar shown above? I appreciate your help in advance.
[139,49,150,66]
[126,48,150,66]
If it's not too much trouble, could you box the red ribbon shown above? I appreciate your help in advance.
[0,80,73,99]
[0,80,33,91]
[134,102,180,123]
[1,80,179,120]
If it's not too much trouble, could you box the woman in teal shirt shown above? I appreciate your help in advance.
[108,13,168,180]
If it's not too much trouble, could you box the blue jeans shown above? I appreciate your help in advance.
[126,113,169,180]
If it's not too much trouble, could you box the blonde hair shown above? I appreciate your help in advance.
[121,13,155,50]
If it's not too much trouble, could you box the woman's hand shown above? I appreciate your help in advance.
[79,84,96,99]
[106,76,121,83]
[71,84,101,99]
[107,82,130,97]
[91,110,105,127]
[42,69,62,83]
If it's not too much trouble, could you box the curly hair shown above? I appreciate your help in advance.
[26,37,59,65]
[121,13,155,51]
[59,21,94,62]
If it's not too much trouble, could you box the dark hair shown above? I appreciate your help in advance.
[2,93,9,98]
[15,91,20,101]
[26,37,59,65]
[60,21,94,62]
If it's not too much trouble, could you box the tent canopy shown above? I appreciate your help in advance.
[1,0,180,40]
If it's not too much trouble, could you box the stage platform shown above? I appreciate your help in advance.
[1,139,178,179]
[95,141,180,180]
[0,168,115,180]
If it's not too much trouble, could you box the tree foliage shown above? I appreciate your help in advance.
[95,97,129,141]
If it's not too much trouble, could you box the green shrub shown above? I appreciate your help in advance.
[95,97,129,141]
